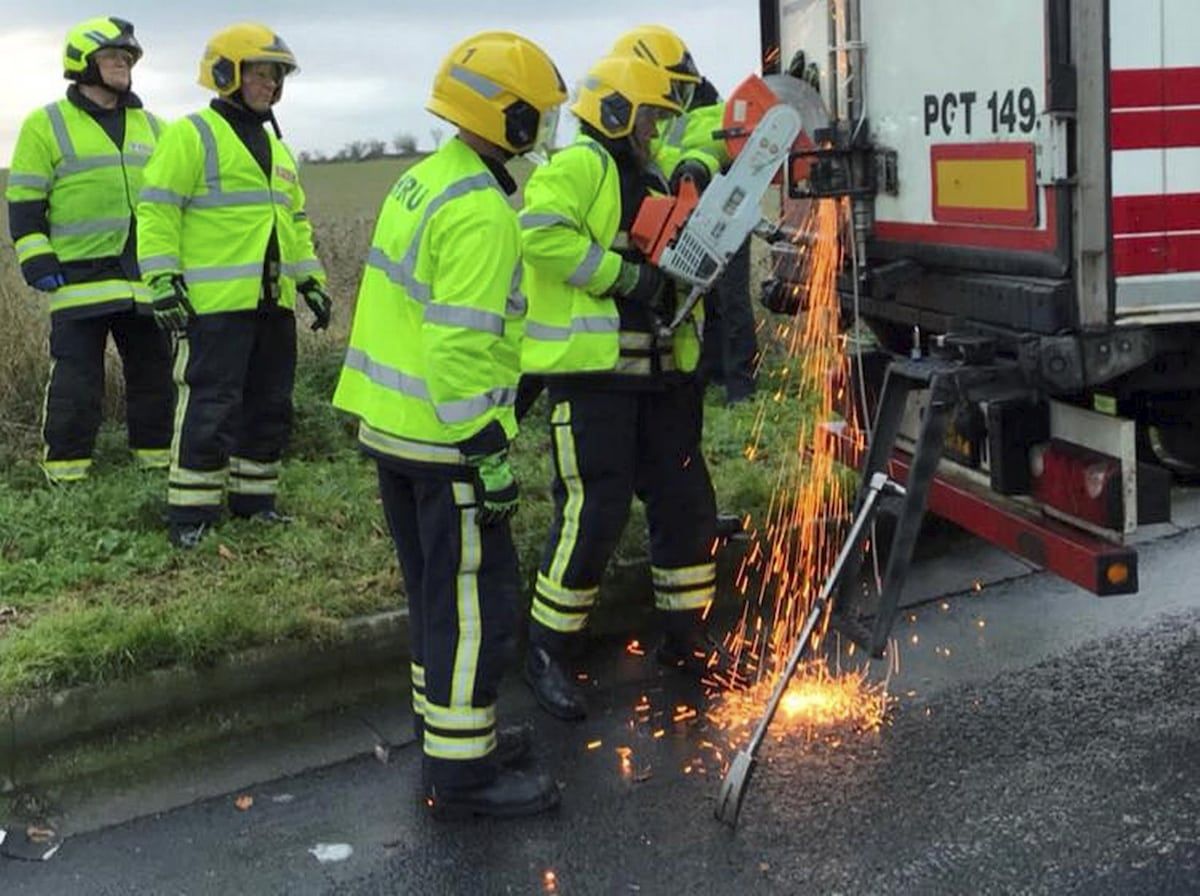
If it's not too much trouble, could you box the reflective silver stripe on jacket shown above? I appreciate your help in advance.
[524,316,619,342]
[44,103,74,158]
[365,172,499,304]
[184,262,263,283]
[186,113,295,212]
[49,217,128,238]
[520,212,572,229]
[343,347,515,424]
[424,304,504,335]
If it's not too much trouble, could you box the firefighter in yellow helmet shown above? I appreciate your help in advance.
[5,17,173,484]
[519,54,729,721]
[137,23,329,548]
[333,31,566,819]
[614,25,759,406]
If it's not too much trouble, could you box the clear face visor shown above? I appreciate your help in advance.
[668,78,696,110]
[524,104,561,166]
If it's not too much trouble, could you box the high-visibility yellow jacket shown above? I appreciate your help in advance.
[519,136,701,377]
[136,106,324,314]
[5,95,161,317]
[332,137,523,466]
[654,101,731,182]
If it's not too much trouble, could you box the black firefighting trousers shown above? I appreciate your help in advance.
[42,309,173,482]
[167,309,295,525]
[528,378,719,655]
[377,461,520,789]
[700,241,757,403]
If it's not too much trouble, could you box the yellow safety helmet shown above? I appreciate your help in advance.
[611,25,701,109]
[63,16,142,80]
[198,23,298,97]
[570,55,683,139]
[427,31,567,155]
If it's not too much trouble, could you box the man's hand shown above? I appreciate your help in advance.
[148,274,194,334]
[466,450,519,527]
[669,159,712,195]
[610,260,665,306]
[31,272,66,293]
[298,278,332,331]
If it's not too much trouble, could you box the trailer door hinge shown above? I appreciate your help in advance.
[1035,113,1071,186]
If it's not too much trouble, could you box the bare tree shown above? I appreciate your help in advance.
[365,139,387,160]
[429,127,445,149]
[393,132,418,155]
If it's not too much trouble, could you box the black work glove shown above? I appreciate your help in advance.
[148,274,194,334]
[669,159,712,194]
[298,278,332,331]
[609,260,665,307]
[466,449,519,527]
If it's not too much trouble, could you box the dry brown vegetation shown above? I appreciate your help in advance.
[0,158,418,454]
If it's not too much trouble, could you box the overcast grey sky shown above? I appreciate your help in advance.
[2,1,763,162]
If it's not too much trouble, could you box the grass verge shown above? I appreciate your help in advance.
[0,343,816,700]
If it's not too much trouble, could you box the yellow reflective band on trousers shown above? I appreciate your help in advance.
[229,456,280,497]
[652,562,717,611]
[411,662,427,717]
[41,458,92,483]
[547,401,584,584]
[451,480,483,708]
[531,571,598,634]
[168,338,225,508]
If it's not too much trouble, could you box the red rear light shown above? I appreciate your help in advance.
[1030,439,1124,531]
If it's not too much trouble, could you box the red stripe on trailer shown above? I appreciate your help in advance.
[1112,193,1200,235]
[1110,67,1200,108]
[1110,109,1200,151]
[1167,233,1200,272]
[1116,234,1200,275]
[1114,235,1168,275]
[822,427,1137,596]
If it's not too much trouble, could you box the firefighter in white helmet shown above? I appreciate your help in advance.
[333,31,567,819]
[137,23,330,549]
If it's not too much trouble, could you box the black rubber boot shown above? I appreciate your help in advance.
[495,721,534,767]
[524,646,587,721]
[428,768,560,820]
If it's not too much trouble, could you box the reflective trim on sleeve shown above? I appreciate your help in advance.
[7,172,50,192]
[519,212,572,229]
[140,187,188,207]
[15,233,52,262]
[140,254,182,274]
[567,243,605,288]
[283,258,324,280]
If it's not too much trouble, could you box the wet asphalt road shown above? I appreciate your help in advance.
[4,524,1200,895]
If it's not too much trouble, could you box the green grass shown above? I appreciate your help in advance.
[0,341,816,700]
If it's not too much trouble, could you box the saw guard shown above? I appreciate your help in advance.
[630,178,700,264]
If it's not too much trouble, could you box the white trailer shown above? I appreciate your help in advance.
[757,0,1200,599]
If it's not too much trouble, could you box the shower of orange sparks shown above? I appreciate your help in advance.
[705,197,892,751]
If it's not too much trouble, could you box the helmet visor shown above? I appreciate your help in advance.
[524,104,561,166]
[668,78,696,110]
